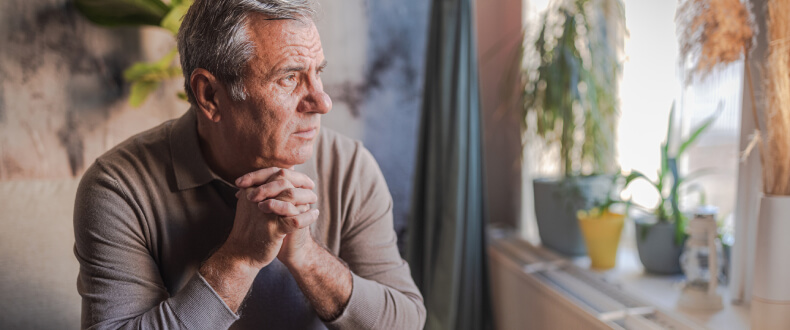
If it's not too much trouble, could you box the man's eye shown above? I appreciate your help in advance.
[280,74,297,86]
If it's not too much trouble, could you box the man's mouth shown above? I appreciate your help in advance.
[293,127,318,139]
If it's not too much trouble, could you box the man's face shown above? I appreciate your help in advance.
[220,15,331,169]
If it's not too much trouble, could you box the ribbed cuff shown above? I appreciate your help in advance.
[168,273,240,329]
[324,273,383,330]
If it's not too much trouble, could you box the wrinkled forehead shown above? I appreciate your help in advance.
[245,13,323,62]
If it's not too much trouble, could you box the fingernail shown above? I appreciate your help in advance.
[235,176,244,185]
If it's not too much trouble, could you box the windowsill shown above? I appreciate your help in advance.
[567,243,750,329]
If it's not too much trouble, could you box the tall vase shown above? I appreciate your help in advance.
[752,195,790,329]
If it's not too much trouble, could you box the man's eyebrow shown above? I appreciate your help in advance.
[273,61,327,76]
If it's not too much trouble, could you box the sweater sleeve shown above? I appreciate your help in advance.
[324,146,426,330]
[73,161,239,329]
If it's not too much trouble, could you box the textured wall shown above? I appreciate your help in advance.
[316,0,429,249]
[354,1,429,247]
[0,1,188,180]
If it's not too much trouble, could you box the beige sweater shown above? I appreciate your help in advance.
[73,110,425,329]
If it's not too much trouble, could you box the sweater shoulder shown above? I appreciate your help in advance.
[92,119,175,179]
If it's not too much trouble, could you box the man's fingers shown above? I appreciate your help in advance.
[258,199,302,217]
[275,188,318,205]
[245,179,294,202]
[295,204,311,214]
[267,168,315,189]
[279,209,320,233]
[236,168,315,189]
[235,167,282,188]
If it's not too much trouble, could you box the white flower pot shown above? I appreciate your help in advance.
[752,195,790,329]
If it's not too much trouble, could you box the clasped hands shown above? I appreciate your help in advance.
[221,167,320,271]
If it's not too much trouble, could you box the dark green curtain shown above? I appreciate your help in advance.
[406,0,492,329]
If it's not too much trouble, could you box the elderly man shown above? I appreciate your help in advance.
[72,0,426,329]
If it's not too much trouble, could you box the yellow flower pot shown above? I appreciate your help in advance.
[577,211,625,270]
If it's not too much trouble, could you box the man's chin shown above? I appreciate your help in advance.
[280,144,315,167]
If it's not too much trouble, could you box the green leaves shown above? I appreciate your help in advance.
[522,0,625,176]
[161,0,193,35]
[624,170,654,189]
[623,102,719,244]
[74,0,170,27]
[74,0,193,33]
[129,81,160,108]
[75,0,196,106]
[123,48,182,107]
[677,102,723,157]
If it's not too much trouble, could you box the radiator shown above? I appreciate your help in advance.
[489,236,702,330]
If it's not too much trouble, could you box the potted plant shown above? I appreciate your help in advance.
[75,0,193,106]
[576,174,628,270]
[522,0,625,256]
[624,103,718,274]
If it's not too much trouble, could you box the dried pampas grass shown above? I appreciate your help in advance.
[676,0,755,75]
[763,0,790,196]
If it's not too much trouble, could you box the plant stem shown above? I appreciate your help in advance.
[745,52,761,132]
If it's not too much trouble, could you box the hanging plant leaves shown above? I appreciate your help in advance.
[521,0,626,176]
[123,48,180,81]
[161,0,194,35]
[74,0,170,27]
[123,48,182,107]
[129,80,160,107]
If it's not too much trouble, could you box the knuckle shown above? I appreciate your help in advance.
[291,217,302,228]
[269,199,285,212]
[278,179,295,189]
[287,204,300,216]
[281,188,295,199]
[250,187,264,200]
[258,199,274,211]
[280,216,297,231]
[305,211,319,226]
[244,187,255,199]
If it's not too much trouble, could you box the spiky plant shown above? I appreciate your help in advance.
[625,103,720,244]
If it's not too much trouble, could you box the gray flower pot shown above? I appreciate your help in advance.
[533,175,613,256]
[634,218,685,274]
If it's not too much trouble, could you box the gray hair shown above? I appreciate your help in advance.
[177,0,318,105]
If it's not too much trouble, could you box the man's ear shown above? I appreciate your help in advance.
[190,68,224,123]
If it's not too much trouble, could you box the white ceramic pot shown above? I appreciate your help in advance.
[751,195,790,329]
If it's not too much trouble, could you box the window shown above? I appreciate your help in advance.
[520,0,743,247]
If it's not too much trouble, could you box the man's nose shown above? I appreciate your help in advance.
[300,84,332,114]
